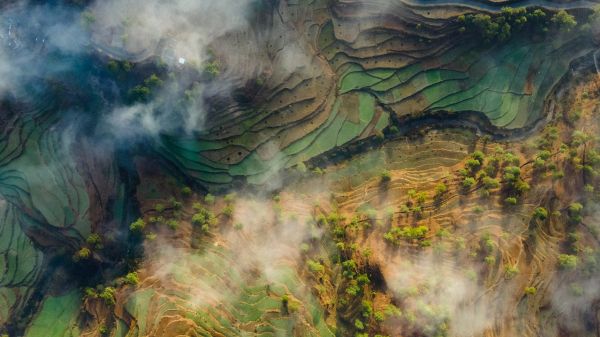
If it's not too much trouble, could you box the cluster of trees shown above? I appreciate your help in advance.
[458,8,577,43]
[309,209,399,336]
[191,204,217,232]
[73,233,104,262]
[84,286,117,306]
[384,225,429,247]
[129,73,164,102]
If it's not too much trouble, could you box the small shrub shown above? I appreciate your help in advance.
[505,197,518,205]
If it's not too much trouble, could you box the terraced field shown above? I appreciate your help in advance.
[152,0,597,188]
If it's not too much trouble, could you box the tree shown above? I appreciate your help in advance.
[435,182,448,196]
[181,186,192,196]
[307,260,324,273]
[472,150,485,162]
[124,272,139,285]
[551,10,577,31]
[568,202,583,223]
[533,207,548,220]
[505,264,519,279]
[524,286,537,295]
[465,158,482,172]
[86,233,103,249]
[572,130,591,146]
[130,218,146,232]
[558,254,578,269]
[203,61,220,78]
[223,205,234,218]
[354,319,365,330]
[462,177,476,189]
[482,176,500,189]
[129,85,151,102]
[166,219,179,230]
[99,287,116,306]
[503,166,521,182]
[73,247,91,262]
[380,170,391,183]
[204,194,215,204]
[144,74,163,87]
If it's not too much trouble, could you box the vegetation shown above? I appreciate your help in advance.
[558,254,578,269]
[86,233,103,249]
[124,272,140,285]
[380,170,392,183]
[99,287,117,306]
[204,194,216,205]
[192,207,217,232]
[505,265,519,279]
[568,202,584,223]
[533,207,548,221]
[384,225,429,246]
[130,218,146,233]
[434,182,448,197]
[458,7,577,43]
[524,286,537,295]
[73,247,91,262]
[203,61,220,78]
[462,177,476,189]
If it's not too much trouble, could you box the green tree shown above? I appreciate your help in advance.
[130,218,146,232]
[551,10,577,31]
[124,272,139,285]
[533,207,548,220]
[380,170,392,183]
[558,254,578,269]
